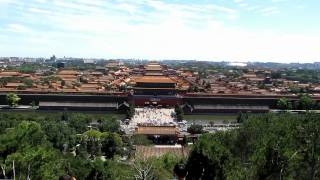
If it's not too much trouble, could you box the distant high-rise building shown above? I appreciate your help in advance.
[57,62,65,69]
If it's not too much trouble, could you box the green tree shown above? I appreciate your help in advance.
[5,147,64,179]
[277,97,293,110]
[297,94,315,110]
[294,114,320,179]
[61,80,66,87]
[0,121,48,152]
[101,132,123,159]
[69,113,90,133]
[175,104,184,121]
[126,103,135,119]
[6,93,21,107]
[186,132,234,180]
[237,111,248,123]
[81,130,104,159]
[187,124,203,134]
[185,113,320,179]
[30,100,36,109]
[17,85,27,90]
[22,78,33,88]
[65,156,92,179]
[42,121,76,152]
[61,110,69,121]
[79,130,123,159]
[150,153,184,179]
[99,117,120,133]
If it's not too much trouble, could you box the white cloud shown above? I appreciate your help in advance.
[0,0,319,62]
[117,3,139,14]
[29,7,51,14]
[259,7,280,16]
[7,23,31,33]
[239,3,248,7]
[259,7,277,13]
[246,5,261,11]
[0,0,12,5]
[40,11,319,62]
[34,0,47,3]
[271,0,287,2]
[297,5,305,9]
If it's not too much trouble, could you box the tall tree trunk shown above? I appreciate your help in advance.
[0,164,6,178]
[12,160,15,180]
[27,164,31,180]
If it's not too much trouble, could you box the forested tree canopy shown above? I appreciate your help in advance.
[277,94,319,110]
[0,112,183,180]
[186,113,320,180]
[0,112,128,179]
[1,111,319,179]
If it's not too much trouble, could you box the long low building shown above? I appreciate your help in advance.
[0,93,319,112]
[135,126,178,135]
[135,126,179,144]
[183,104,270,113]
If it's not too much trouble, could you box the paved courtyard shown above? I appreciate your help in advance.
[132,107,175,125]
[123,107,176,134]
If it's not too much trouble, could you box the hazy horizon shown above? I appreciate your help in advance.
[2,56,319,64]
[0,0,319,62]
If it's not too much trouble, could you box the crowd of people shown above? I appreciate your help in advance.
[133,107,175,126]
[123,107,176,133]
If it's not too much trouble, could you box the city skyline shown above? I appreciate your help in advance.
[0,0,319,62]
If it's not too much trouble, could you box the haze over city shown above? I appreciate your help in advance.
[0,0,319,62]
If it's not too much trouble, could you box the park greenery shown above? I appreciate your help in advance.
[279,69,320,84]
[0,110,319,179]
[0,112,183,179]
[7,63,45,74]
[187,124,204,134]
[0,77,34,89]
[0,98,319,179]
[185,113,320,180]
[277,94,319,110]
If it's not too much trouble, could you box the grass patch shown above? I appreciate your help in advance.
[184,114,237,122]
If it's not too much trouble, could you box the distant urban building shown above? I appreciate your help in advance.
[57,62,65,69]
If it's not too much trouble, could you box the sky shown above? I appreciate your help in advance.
[0,0,319,62]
